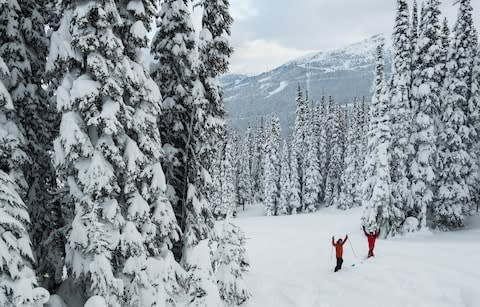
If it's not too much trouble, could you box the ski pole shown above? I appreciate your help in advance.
[348,238,358,259]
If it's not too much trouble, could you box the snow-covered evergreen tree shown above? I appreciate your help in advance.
[389,0,413,226]
[270,116,282,193]
[410,0,443,230]
[277,141,291,216]
[338,105,348,173]
[470,46,480,214]
[151,0,197,210]
[314,97,328,200]
[181,81,223,307]
[289,145,302,214]
[410,0,419,43]
[262,133,276,216]
[214,138,236,219]
[419,1,427,34]
[362,43,402,237]
[0,52,49,307]
[441,18,450,70]
[293,85,308,202]
[182,7,236,301]
[252,118,266,202]
[230,130,241,207]
[198,0,233,170]
[263,115,281,216]
[303,117,321,212]
[214,220,250,306]
[436,0,478,228]
[0,0,59,288]
[151,0,230,304]
[237,131,254,209]
[353,99,367,207]
[324,98,343,207]
[211,145,223,215]
[47,0,179,304]
[337,105,360,210]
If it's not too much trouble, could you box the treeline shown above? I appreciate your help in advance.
[214,93,368,218]
[218,0,480,238]
[0,0,249,306]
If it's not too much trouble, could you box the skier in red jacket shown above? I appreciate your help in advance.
[363,226,380,258]
[332,235,348,272]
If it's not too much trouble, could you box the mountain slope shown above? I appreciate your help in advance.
[223,34,392,133]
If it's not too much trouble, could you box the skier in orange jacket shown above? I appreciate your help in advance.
[332,235,348,272]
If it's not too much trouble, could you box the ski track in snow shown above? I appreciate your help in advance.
[234,205,480,307]
[266,81,288,98]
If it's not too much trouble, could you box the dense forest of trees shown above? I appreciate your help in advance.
[0,0,249,306]
[0,0,479,305]
[218,0,480,238]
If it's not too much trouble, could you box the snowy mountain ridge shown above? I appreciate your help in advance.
[223,34,393,133]
[287,34,392,67]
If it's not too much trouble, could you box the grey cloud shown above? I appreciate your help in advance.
[228,0,480,74]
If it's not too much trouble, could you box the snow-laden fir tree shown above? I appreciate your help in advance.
[182,6,235,300]
[338,105,348,172]
[252,118,266,202]
[469,47,480,213]
[151,0,197,212]
[151,0,226,304]
[180,81,223,307]
[419,1,427,34]
[263,115,281,216]
[441,18,450,71]
[114,0,185,305]
[270,115,282,192]
[277,141,291,216]
[262,131,276,216]
[0,52,49,307]
[389,0,413,226]
[47,1,179,304]
[303,120,321,213]
[198,0,234,170]
[214,219,250,306]
[361,97,370,144]
[436,0,477,229]
[462,3,479,216]
[352,99,367,207]
[324,98,343,207]
[0,0,60,288]
[237,130,254,209]
[211,146,223,216]
[314,97,328,200]
[337,105,361,210]
[293,85,308,200]
[410,0,419,43]
[289,145,302,214]
[229,130,241,209]
[214,138,236,219]
[362,43,402,237]
[410,0,443,230]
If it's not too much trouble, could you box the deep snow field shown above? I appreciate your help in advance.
[235,205,480,307]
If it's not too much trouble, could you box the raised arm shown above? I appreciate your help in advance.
[376,229,381,238]
[332,236,335,246]
[363,226,368,236]
[342,235,348,245]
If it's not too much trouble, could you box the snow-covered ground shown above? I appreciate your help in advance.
[235,205,480,307]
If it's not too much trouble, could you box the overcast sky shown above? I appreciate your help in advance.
[227,0,480,75]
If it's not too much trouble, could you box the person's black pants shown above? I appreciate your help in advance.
[334,257,343,272]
